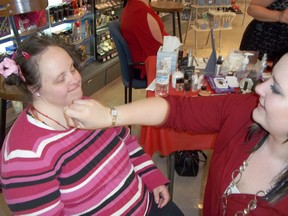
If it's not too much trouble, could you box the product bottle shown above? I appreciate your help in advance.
[178,45,184,62]
[155,60,170,97]
[187,49,193,67]
[172,69,184,89]
[85,20,90,37]
[74,21,82,41]
[184,70,192,92]
[259,53,267,80]
[214,55,222,77]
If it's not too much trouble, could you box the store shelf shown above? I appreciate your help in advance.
[95,1,122,63]
[50,11,93,27]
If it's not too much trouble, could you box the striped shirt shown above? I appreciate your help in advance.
[1,108,168,215]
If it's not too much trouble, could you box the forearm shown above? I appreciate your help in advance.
[65,96,170,129]
[115,97,169,126]
[247,4,285,22]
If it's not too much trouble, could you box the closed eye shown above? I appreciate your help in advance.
[71,65,76,73]
[270,85,281,95]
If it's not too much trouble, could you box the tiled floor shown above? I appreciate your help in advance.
[0,3,251,215]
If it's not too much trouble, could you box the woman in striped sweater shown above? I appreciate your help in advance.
[0,34,183,216]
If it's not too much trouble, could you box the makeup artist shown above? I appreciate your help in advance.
[65,53,288,215]
[0,34,184,216]
[240,0,288,64]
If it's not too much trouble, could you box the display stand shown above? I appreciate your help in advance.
[183,4,235,54]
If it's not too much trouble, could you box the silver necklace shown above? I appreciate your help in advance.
[221,155,268,216]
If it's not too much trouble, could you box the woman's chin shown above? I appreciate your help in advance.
[252,110,266,129]
[252,109,261,123]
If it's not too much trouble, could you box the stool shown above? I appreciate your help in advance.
[0,76,28,148]
[150,1,184,42]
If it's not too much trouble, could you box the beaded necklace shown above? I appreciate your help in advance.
[30,105,68,130]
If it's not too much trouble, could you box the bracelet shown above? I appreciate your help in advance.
[110,107,118,127]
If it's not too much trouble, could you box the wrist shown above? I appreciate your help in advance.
[278,11,284,22]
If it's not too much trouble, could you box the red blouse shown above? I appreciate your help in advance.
[120,0,168,79]
[163,94,288,215]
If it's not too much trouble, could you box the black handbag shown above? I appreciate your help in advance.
[174,150,207,177]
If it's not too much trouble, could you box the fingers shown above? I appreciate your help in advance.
[64,109,83,129]
[153,186,170,208]
[153,192,160,206]
[158,190,170,208]
[63,98,111,130]
[64,99,91,119]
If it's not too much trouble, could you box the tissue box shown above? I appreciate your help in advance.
[156,46,179,74]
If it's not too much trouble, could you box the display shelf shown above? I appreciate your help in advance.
[50,11,93,27]
[95,0,122,62]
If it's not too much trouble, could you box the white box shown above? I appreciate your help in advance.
[156,46,179,74]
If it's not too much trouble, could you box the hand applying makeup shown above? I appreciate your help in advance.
[64,99,112,129]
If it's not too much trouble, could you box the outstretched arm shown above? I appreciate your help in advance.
[64,97,169,129]
[247,0,288,23]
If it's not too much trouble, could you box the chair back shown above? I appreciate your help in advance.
[108,20,134,88]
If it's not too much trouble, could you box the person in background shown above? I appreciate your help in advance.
[120,0,169,80]
[240,0,288,64]
[0,34,184,216]
[65,53,288,215]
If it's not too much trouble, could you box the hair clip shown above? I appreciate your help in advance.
[22,51,30,60]
[0,58,20,78]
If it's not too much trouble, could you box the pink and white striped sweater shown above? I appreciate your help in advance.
[1,108,168,215]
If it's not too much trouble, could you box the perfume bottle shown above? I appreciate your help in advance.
[215,55,223,77]
[85,20,90,37]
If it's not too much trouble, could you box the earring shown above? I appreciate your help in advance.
[35,92,40,97]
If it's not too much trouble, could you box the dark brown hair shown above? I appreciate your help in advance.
[5,33,81,99]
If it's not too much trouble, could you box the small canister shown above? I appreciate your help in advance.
[172,70,184,89]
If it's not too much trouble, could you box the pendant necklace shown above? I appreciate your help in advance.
[30,105,68,130]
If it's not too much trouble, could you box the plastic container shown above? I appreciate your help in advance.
[172,70,184,89]
[155,60,170,97]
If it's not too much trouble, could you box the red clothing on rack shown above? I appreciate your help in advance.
[120,0,168,79]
